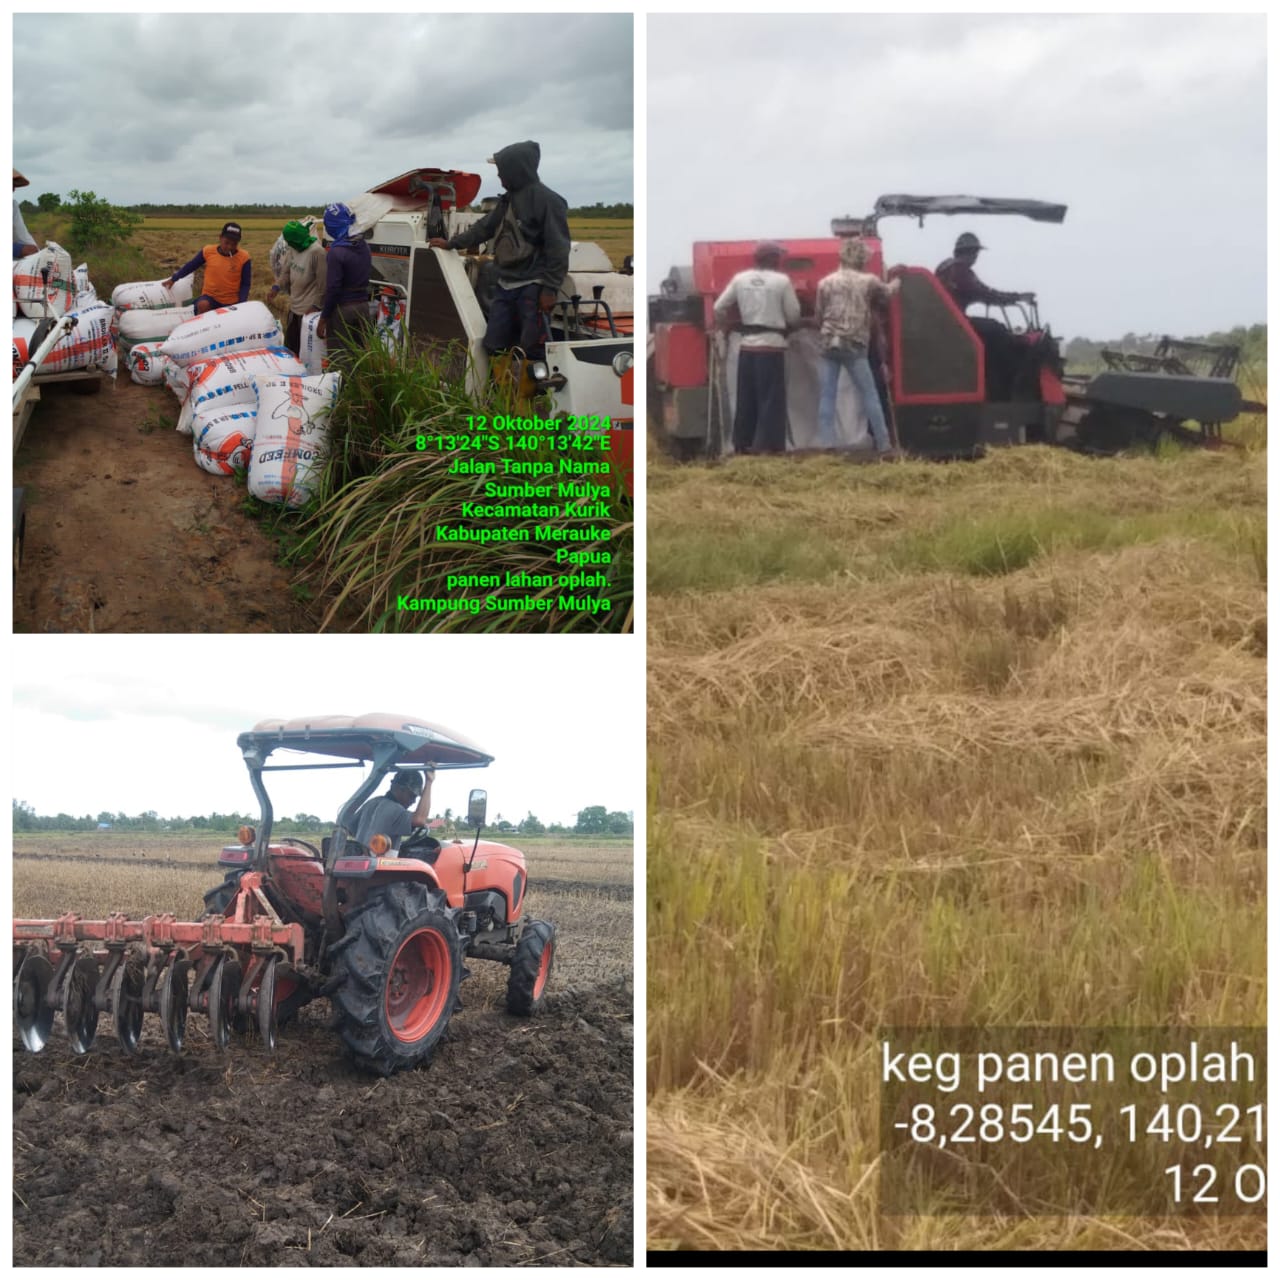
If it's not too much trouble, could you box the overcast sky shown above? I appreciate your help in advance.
[13,13,632,208]
[648,13,1266,341]
[11,636,639,827]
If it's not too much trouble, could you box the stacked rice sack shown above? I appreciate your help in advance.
[110,277,195,380]
[155,302,340,502]
[12,249,117,377]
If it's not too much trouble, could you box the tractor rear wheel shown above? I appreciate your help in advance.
[202,871,245,918]
[328,883,464,1076]
[506,920,557,1015]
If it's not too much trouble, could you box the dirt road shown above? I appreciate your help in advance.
[13,374,310,632]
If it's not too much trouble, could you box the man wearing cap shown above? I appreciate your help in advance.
[936,232,1035,400]
[712,241,801,455]
[815,237,899,457]
[163,222,252,314]
[351,768,435,853]
[316,201,373,373]
[269,219,327,358]
[13,169,38,259]
[427,141,570,363]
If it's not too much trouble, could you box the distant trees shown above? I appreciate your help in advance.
[575,805,633,836]
[36,192,61,212]
[13,799,634,838]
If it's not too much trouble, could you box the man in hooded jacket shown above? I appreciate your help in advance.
[430,140,570,361]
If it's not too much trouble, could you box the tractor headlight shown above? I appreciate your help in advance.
[611,350,634,377]
[530,360,550,382]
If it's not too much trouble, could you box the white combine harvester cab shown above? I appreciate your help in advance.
[343,168,634,429]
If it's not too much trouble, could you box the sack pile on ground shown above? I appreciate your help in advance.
[122,302,341,502]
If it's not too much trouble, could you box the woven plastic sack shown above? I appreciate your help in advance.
[126,341,170,386]
[299,312,327,374]
[193,405,257,475]
[247,373,340,506]
[14,242,75,318]
[41,303,117,374]
[159,302,284,367]
[111,276,194,311]
[117,305,195,345]
[187,346,306,415]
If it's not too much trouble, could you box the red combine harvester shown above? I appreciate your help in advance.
[650,194,1252,459]
[13,714,556,1075]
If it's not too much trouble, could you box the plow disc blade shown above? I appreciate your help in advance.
[159,960,191,1055]
[208,958,242,1052]
[112,962,145,1054]
[258,957,279,1053]
[14,952,55,1052]
[63,956,101,1054]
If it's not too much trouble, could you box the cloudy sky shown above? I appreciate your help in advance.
[11,636,639,827]
[648,13,1266,341]
[13,13,632,208]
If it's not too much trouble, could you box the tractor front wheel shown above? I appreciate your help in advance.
[329,883,464,1076]
[506,920,557,1015]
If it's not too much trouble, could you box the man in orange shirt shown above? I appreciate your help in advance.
[163,221,252,314]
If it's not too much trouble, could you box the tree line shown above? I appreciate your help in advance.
[13,799,633,838]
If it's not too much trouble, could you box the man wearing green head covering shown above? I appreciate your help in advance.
[269,218,327,357]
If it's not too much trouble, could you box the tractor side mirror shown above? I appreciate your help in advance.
[467,789,488,829]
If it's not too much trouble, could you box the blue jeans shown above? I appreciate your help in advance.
[485,283,549,360]
[818,345,891,451]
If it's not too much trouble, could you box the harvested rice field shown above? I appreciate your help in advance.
[647,443,1265,1252]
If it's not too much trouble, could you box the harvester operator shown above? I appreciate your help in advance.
[428,140,570,363]
[163,221,252,315]
[351,768,435,853]
[713,241,801,455]
[935,231,1035,401]
[13,169,38,259]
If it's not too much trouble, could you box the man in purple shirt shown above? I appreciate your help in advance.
[315,202,372,374]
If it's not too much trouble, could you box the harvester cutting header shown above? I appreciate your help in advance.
[650,193,1256,459]
[13,714,557,1076]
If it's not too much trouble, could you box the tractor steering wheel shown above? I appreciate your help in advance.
[400,827,443,859]
[276,837,322,859]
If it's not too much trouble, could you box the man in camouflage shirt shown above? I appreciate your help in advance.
[814,237,898,455]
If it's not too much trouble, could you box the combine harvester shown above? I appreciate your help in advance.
[348,168,634,484]
[650,194,1260,459]
[13,715,557,1075]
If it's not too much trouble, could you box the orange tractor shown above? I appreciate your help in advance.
[13,714,557,1075]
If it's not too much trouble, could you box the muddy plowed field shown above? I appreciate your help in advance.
[14,977,632,1267]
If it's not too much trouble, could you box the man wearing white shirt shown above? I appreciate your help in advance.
[713,242,801,454]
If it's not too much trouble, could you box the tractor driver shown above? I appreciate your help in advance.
[351,768,435,853]
[936,232,1036,402]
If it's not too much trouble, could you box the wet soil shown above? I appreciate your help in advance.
[13,974,633,1266]
[13,375,311,633]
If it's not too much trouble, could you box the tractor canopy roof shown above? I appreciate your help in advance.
[239,714,494,770]
[870,194,1068,226]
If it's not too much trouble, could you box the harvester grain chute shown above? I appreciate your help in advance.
[650,193,1263,459]
[13,714,557,1075]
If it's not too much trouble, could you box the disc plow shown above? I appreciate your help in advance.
[13,872,304,1058]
